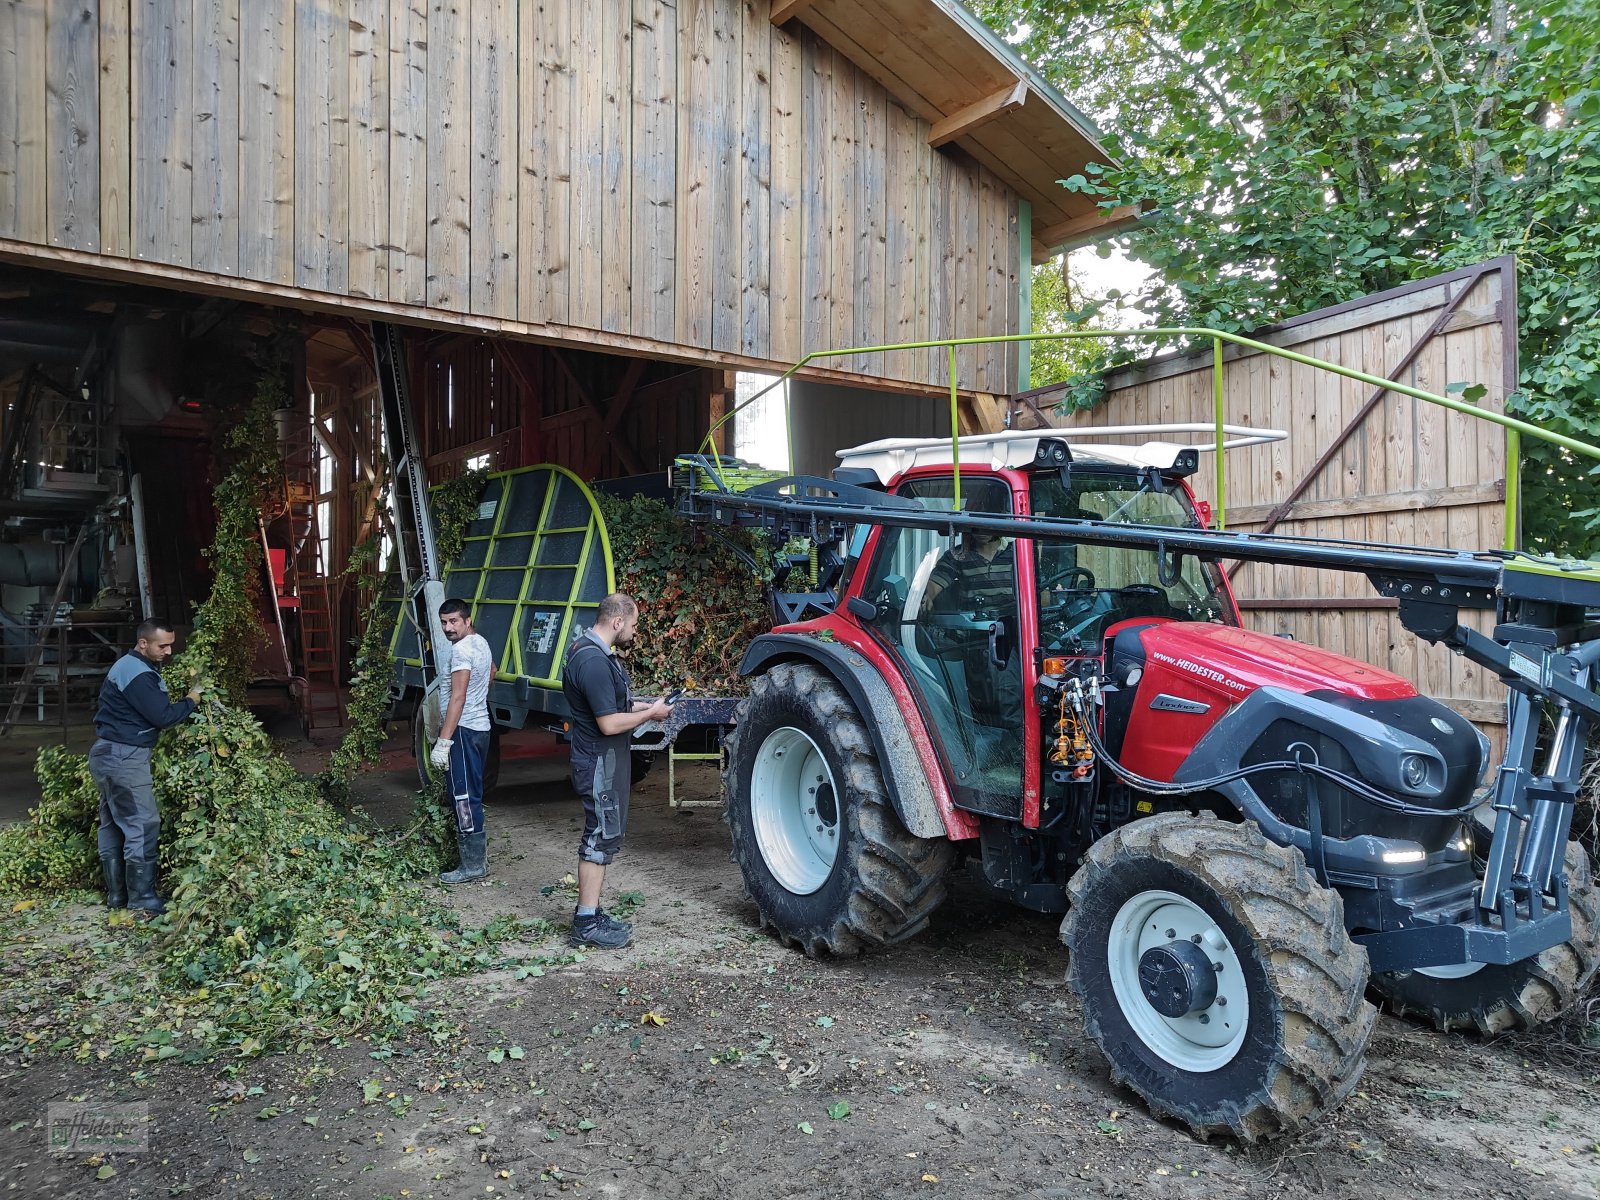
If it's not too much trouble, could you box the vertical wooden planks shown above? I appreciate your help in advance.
[738,0,770,358]
[539,0,573,326]
[1,0,48,243]
[948,160,976,389]
[883,98,917,383]
[96,0,130,255]
[631,0,676,342]
[855,75,885,377]
[348,0,390,301]
[599,0,632,333]
[295,1,349,291]
[974,166,993,391]
[470,0,517,318]
[190,0,238,274]
[240,0,293,283]
[798,34,830,360]
[132,0,191,265]
[828,55,856,369]
[767,12,801,362]
[388,0,427,304]
[675,0,714,346]
[426,0,469,310]
[516,0,545,323]
[45,0,99,251]
[928,145,949,386]
[708,0,740,352]
[568,0,603,328]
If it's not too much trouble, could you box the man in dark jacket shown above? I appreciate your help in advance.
[90,619,201,915]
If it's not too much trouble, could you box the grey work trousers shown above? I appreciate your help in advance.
[88,740,160,860]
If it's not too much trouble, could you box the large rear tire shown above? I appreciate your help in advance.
[1062,812,1376,1142]
[724,661,954,956]
[1370,839,1600,1034]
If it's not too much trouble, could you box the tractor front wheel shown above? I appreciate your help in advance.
[1370,839,1600,1034]
[724,661,953,956]
[1062,812,1376,1141]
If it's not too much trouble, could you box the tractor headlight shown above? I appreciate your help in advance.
[1400,753,1430,791]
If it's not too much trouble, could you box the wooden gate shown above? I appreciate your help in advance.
[1016,257,1519,751]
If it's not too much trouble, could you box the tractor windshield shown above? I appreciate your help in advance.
[1030,470,1235,652]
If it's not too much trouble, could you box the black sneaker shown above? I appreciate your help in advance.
[569,909,633,949]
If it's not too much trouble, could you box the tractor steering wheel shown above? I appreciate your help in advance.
[1039,566,1096,595]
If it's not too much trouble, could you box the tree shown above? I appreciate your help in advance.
[977,0,1600,556]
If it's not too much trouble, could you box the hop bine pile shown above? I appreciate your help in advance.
[0,371,550,1066]
[594,493,775,696]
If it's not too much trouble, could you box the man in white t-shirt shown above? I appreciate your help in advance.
[429,598,495,884]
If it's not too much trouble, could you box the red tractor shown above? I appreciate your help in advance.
[680,430,1600,1140]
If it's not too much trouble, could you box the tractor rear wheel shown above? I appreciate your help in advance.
[724,661,954,956]
[1370,839,1600,1034]
[1062,812,1376,1142]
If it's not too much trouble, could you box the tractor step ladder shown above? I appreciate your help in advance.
[0,521,91,735]
[281,419,344,733]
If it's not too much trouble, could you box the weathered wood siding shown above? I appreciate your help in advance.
[1043,261,1516,750]
[0,0,1020,392]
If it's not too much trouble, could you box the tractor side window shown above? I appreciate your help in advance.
[856,476,1024,818]
[1031,470,1235,653]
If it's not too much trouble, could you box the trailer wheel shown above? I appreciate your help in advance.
[724,662,953,956]
[1062,812,1376,1142]
[1370,840,1600,1034]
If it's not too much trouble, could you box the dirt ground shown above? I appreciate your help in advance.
[1,718,1598,1200]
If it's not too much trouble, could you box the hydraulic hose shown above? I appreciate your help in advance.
[1067,688,1482,821]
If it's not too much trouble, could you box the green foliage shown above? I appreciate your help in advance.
[179,359,285,701]
[0,748,101,893]
[0,408,523,1063]
[1025,259,1115,399]
[595,494,773,695]
[320,572,397,804]
[433,469,490,573]
[977,0,1600,556]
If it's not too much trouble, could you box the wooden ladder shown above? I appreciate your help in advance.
[0,521,92,736]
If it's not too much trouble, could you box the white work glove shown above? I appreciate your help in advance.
[429,737,453,768]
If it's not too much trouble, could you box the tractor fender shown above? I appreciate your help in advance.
[738,633,948,839]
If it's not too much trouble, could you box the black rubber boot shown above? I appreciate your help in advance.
[100,854,126,909]
[440,831,489,885]
[124,855,165,916]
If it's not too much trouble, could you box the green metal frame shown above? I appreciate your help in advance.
[388,463,616,687]
[698,329,1600,552]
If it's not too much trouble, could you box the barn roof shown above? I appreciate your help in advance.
[772,0,1139,262]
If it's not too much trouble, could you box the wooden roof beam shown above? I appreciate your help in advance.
[769,0,816,26]
[928,79,1027,149]
[1031,204,1143,263]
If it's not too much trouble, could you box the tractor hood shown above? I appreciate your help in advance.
[1127,621,1418,706]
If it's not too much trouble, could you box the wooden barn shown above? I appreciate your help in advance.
[0,0,1127,724]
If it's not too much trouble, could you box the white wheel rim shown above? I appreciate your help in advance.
[1414,961,1486,980]
[751,727,841,895]
[1107,889,1250,1073]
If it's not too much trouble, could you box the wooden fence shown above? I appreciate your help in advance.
[1026,258,1518,750]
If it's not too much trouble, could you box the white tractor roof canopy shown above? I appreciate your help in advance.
[835,424,1286,486]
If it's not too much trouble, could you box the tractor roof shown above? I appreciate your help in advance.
[835,425,1285,486]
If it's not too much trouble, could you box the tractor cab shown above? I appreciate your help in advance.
[832,431,1237,820]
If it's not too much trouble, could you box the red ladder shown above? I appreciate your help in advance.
[281,424,344,734]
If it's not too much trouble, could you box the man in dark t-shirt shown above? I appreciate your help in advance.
[561,593,673,949]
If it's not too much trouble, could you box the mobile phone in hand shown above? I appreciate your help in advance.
[664,687,685,704]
